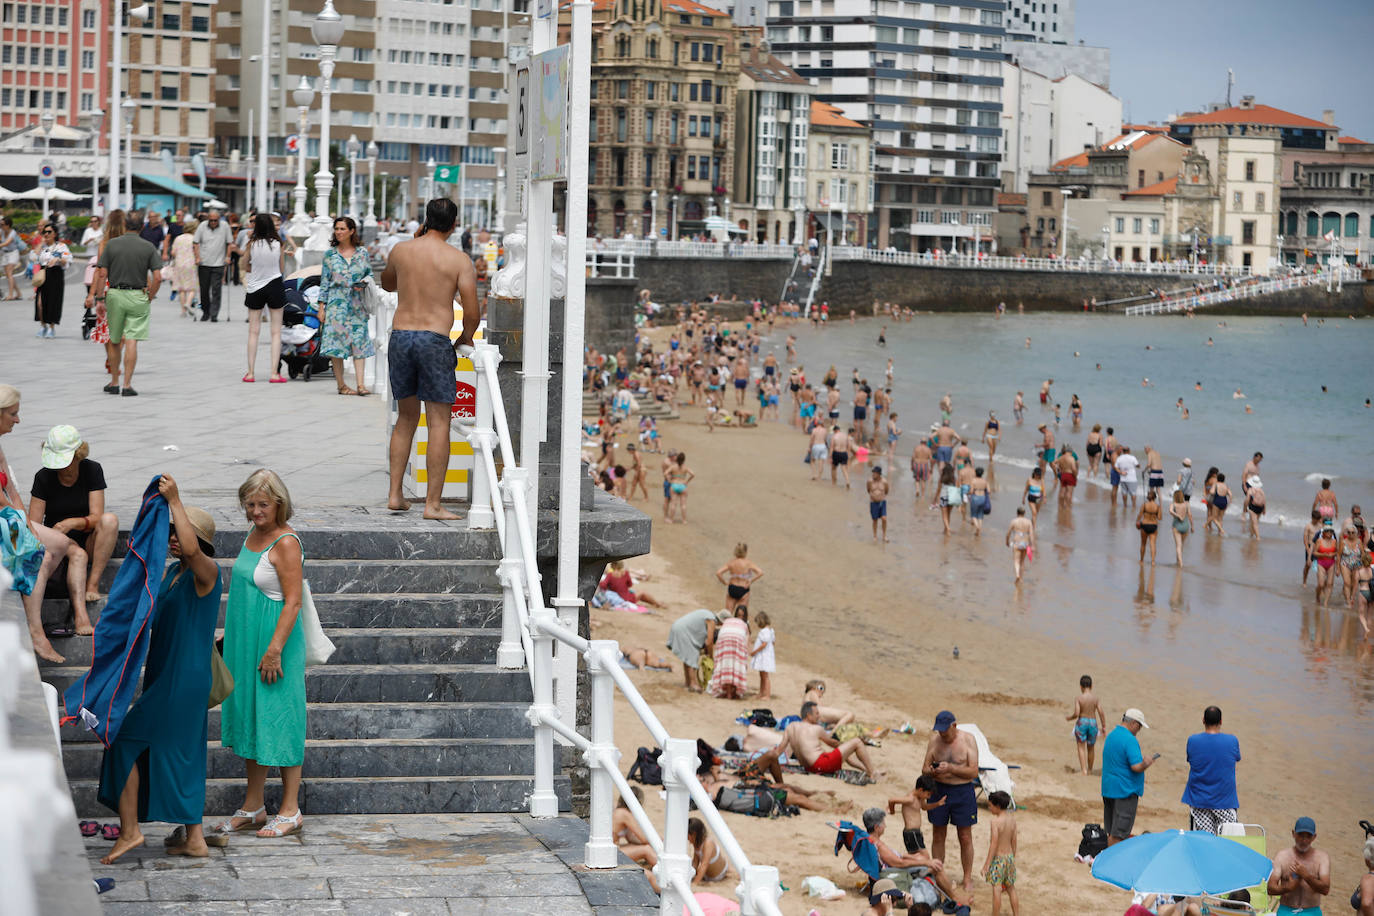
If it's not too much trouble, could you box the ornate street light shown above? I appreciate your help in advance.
[346,134,361,219]
[87,108,104,215]
[39,110,55,219]
[304,0,346,252]
[364,139,378,231]
[288,76,314,240]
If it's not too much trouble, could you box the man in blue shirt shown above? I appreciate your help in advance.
[1100,707,1156,846]
[1181,705,1241,834]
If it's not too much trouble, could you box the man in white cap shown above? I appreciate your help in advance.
[1100,708,1156,846]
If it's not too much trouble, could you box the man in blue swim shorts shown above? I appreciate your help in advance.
[1267,817,1330,915]
[922,710,980,891]
[380,198,479,520]
[867,465,889,542]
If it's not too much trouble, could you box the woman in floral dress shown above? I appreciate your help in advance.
[170,220,199,317]
[319,216,374,396]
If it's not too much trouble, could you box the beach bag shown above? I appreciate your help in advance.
[1078,823,1109,859]
[360,276,382,316]
[31,266,46,288]
[745,708,776,728]
[0,507,45,596]
[301,581,336,666]
[714,782,777,818]
[207,637,234,709]
[697,650,714,686]
[627,746,663,785]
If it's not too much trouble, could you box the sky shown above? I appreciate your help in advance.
[1074,0,1374,142]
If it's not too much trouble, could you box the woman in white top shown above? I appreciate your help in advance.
[80,215,103,289]
[242,213,287,383]
[0,215,23,299]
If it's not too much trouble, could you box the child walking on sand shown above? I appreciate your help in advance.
[886,774,945,853]
[1066,674,1106,775]
[982,790,1019,916]
[748,611,775,700]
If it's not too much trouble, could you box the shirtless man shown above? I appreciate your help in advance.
[853,384,871,446]
[826,385,842,423]
[1012,391,1025,424]
[778,701,878,779]
[380,198,479,520]
[922,711,980,892]
[1039,378,1053,406]
[732,355,750,405]
[785,334,797,362]
[1144,445,1166,495]
[868,465,890,542]
[831,426,854,488]
[1036,423,1057,476]
[688,361,705,405]
[1241,452,1262,495]
[808,422,829,481]
[1266,817,1330,916]
[1055,448,1079,506]
[910,440,934,502]
[934,421,958,469]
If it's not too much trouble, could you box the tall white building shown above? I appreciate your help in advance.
[1003,0,1071,43]
[766,0,1007,252]
[1000,0,1110,89]
[1001,65,1120,192]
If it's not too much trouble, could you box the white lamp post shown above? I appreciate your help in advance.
[336,165,346,218]
[288,76,314,240]
[670,193,678,241]
[87,109,104,215]
[1058,187,1073,258]
[649,188,658,240]
[256,3,270,213]
[109,2,149,211]
[426,156,436,204]
[39,110,55,220]
[1101,224,1110,262]
[121,99,136,209]
[399,177,410,222]
[304,0,345,253]
[364,139,378,231]
[345,134,361,219]
[492,146,507,235]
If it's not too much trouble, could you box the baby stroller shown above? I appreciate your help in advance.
[278,271,332,381]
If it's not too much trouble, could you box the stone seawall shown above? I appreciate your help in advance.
[631,256,1371,316]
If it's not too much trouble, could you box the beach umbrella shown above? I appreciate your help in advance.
[1091,829,1273,898]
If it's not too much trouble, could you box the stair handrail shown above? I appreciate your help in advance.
[458,344,785,916]
[803,244,826,317]
[1122,269,1357,315]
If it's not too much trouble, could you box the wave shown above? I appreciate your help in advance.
[1304,472,1338,483]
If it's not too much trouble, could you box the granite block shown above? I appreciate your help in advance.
[447,898,591,916]
[575,869,663,908]
[94,557,500,595]
[299,775,571,815]
[589,908,662,916]
[327,629,501,666]
[141,874,332,901]
[103,903,250,915]
[341,899,457,916]
[329,872,583,899]
[245,901,349,915]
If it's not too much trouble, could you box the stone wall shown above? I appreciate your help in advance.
[585,277,638,356]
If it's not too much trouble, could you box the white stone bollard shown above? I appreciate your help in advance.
[582,640,621,868]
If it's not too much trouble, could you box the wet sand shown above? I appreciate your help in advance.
[595,376,1372,913]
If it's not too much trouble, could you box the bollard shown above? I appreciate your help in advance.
[655,737,698,916]
[583,640,621,868]
[550,596,581,736]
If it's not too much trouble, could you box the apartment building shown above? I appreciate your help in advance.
[999,61,1119,193]
[1001,0,1109,90]
[124,0,218,161]
[731,31,812,242]
[1279,136,1374,267]
[807,100,871,244]
[766,0,1006,252]
[572,0,739,239]
[0,0,108,136]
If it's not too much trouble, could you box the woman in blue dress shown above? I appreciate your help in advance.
[319,216,374,396]
[97,475,222,864]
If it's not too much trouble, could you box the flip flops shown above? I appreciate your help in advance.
[100,824,120,841]
[80,820,99,838]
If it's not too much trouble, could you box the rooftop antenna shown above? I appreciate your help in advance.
[1225,68,1234,107]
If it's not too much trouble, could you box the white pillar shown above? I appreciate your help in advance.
[583,640,620,868]
[467,343,501,530]
[256,2,270,213]
[496,467,527,668]
[528,605,559,817]
[109,2,124,210]
[304,45,337,252]
[656,738,697,915]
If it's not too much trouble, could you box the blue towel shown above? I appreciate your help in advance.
[63,478,169,748]
[834,820,882,880]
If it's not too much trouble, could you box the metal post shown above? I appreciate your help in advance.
[528,605,559,817]
[671,194,678,241]
[467,343,502,530]
[289,76,314,239]
[109,2,122,210]
[496,467,527,667]
[1059,188,1071,258]
[88,109,104,215]
[246,109,255,212]
[304,0,344,252]
[122,101,135,209]
[346,135,360,219]
[365,140,378,231]
[657,738,698,915]
[739,863,784,916]
[583,640,620,868]
[257,2,270,213]
[39,112,53,221]
[649,188,657,240]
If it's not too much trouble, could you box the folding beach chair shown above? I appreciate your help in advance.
[1219,823,1270,913]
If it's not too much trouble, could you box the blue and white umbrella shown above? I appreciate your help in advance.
[1091,830,1273,897]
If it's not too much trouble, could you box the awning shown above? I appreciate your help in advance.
[812,212,845,232]
[132,171,213,199]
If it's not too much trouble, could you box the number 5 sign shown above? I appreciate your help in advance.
[514,65,529,158]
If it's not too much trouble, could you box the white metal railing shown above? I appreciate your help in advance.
[456,345,784,916]
[0,569,79,916]
[1123,269,1360,315]
[804,243,826,316]
[587,250,636,279]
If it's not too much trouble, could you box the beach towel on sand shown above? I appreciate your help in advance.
[62,478,169,747]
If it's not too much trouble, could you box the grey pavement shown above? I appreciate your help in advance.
[2,270,403,514]
[86,814,657,915]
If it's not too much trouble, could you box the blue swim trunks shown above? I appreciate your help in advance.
[1074,717,1099,745]
[927,781,978,828]
[935,446,953,464]
[389,330,457,404]
[854,405,867,420]
[870,500,887,520]
[734,378,747,389]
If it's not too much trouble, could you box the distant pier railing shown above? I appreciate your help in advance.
[1123,269,1359,315]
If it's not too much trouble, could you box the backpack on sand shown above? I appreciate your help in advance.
[1078,823,1108,859]
[627,746,663,785]
[713,782,779,818]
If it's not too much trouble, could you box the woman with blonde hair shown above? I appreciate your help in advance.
[215,469,307,838]
[715,542,763,612]
[169,219,199,318]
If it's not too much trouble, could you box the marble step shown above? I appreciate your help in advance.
[42,592,503,631]
[106,526,502,562]
[63,737,536,780]
[60,701,533,744]
[44,663,533,704]
[69,774,572,817]
[42,628,501,669]
[92,557,501,594]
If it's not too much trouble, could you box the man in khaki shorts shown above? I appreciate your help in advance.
[87,210,162,397]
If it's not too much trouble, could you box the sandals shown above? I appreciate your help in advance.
[242,374,255,383]
[336,384,358,396]
[164,826,228,848]
[101,824,121,841]
[356,387,371,397]
[269,375,287,384]
[255,811,303,838]
[80,820,99,837]
[212,806,266,834]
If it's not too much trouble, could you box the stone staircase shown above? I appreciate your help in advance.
[39,520,570,818]
[582,390,680,421]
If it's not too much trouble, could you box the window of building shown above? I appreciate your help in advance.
[688,156,696,179]
[1047,217,1056,231]
[1130,217,1141,234]
[671,83,680,102]
[1244,160,1255,182]
[80,49,95,69]
[1149,218,1160,235]
[82,8,94,27]
[1041,191,1052,207]
[1346,213,1360,237]
[617,80,629,99]
[1306,212,1318,235]
[1241,221,1255,245]
[1233,191,1243,208]
[161,85,178,100]
[1115,217,1125,233]
[941,210,960,224]
[616,108,627,142]
[689,85,698,101]
[690,42,699,61]
[670,111,679,142]
[830,143,848,169]
[646,81,655,100]
[645,110,655,140]
[162,12,180,28]
[688,116,697,137]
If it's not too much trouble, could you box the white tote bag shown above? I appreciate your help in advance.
[300,581,336,666]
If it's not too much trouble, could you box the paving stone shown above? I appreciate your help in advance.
[343,901,457,916]
[244,901,350,915]
[103,903,250,915]
[141,875,332,901]
[447,898,591,916]
[575,868,664,908]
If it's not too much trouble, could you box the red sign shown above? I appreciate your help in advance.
[452,381,477,419]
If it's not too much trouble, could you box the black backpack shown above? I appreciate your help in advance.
[713,782,779,818]
[1078,823,1108,859]
[745,708,777,728]
[627,746,663,786]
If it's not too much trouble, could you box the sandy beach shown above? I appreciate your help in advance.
[591,336,1371,914]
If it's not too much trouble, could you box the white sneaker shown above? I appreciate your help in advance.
[36,328,46,338]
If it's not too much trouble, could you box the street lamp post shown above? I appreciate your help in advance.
[1058,187,1073,259]
[670,193,678,241]
[87,109,104,215]
[649,188,658,241]
[492,146,507,235]
[256,3,270,213]
[304,0,345,254]
[336,165,346,218]
[39,110,55,220]
[399,177,410,223]
[109,2,149,210]
[121,100,135,209]
[345,134,361,219]
[1101,224,1110,263]
[288,76,314,240]
[364,139,378,233]
[424,156,436,206]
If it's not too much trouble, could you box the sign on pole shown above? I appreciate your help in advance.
[514,65,530,158]
[530,46,570,181]
[434,164,461,184]
[38,161,55,189]
[285,134,301,152]
[536,0,551,18]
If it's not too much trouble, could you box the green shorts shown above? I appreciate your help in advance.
[106,288,151,342]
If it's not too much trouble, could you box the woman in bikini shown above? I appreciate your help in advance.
[1244,478,1267,539]
[1168,489,1193,566]
[1207,472,1231,536]
[1084,424,1103,477]
[1136,488,1163,565]
[715,542,763,612]
[1021,466,1044,526]
[821,365,838,390]
[1069,394,1083,429]
[688,817,730,884]
[982,411,1001,462]
[1311,522,1340,607]
[666,452,695,523]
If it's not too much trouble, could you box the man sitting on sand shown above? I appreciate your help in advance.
[778,701,879,779]
[862,808,971,911]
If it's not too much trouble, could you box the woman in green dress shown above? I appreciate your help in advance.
[97,475,222,864]
[319,216,374,396]
[215,468,307,838]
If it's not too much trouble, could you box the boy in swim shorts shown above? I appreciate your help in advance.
[981,791,1018,916]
